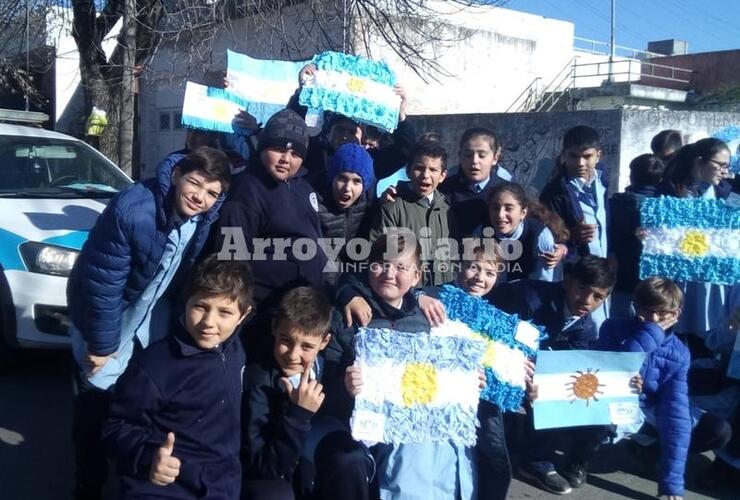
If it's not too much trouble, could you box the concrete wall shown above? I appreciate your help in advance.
[409,109,740,195]
[619,109,740,188]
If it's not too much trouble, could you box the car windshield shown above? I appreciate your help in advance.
[0,135,131,198]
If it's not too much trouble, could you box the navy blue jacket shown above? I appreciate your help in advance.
[67,153,224,355]
[540,164,609,259]
[608,185,657,293]
[595,318,690,496]
[214,164,327,305]
[488,279,596,350]
[103,327,245,500]
[242,337,320,484]
[439,171,507,237]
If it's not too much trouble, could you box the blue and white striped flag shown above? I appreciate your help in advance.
[639,196,740,285]
[533,350,646,430]
[181,81,246,133]
[351,328,486,446]
[437,285,547,412]
[299,51,401,132]
[226,50,308,125]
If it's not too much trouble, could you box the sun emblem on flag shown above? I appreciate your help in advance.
[678,229,710,257]
[401,362,438,406]
[347,76,367,93]
[566,368,604,406]
[212,101,231,121]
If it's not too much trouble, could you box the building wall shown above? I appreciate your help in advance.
[354,4,574,115]
[643,50,740,94]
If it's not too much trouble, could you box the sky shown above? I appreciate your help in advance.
[500,0,740,54]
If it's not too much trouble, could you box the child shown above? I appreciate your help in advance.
[455,246,516,500]
[214,108,326,315]
[289,64,416,183]
[370,139,457,286]
[488,182,567,283]
[490,255,615,495]
[317,143,376,286]
[596,277,732,499]
[243,286,351,500]
[650,129,683,161]
[540,125,610,328]
[67,146,231,498]
[658,138,733,358]
[339,233,476,500]
[103,255,253,500]
[608,154,665,317]
[440,127,513,236]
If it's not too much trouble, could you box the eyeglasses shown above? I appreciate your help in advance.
[706,158,729,172]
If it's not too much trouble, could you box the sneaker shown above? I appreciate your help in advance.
[561,462,588,488]
[519,466,573,495]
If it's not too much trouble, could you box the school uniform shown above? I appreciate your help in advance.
[494,218,558,283]
[541,165,610,329]
[608,184,658,317]
[439,170,510,237]
[103,326,245,500]
[489,279,605,476]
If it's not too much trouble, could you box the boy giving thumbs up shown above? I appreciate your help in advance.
[151,432,180,486]
[103,256,253,499]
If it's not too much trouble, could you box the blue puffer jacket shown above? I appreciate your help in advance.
[596,318,691,496]
[67,152,224,356]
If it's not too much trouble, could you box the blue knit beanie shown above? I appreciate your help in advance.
[327,143,375,193]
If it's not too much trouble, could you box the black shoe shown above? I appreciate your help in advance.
[561,462,589,488]
[519,466,573,495]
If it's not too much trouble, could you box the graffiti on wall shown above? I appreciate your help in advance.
[713,126,740,173]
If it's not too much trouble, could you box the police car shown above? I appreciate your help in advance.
[0,110,132,354]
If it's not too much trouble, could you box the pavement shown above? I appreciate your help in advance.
[0,350,734,499]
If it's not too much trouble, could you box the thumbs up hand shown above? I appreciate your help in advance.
[150,432,181,486]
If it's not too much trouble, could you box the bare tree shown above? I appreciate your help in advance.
[1,0,507,175]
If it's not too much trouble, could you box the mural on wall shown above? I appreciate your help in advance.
[498,120,621,194]
[713,126,740,173]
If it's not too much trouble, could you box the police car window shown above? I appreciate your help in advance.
[0,136,130,195]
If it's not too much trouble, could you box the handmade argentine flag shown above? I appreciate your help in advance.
[533,350,646,430]
[437,285,547,412]
[226,50,308,125]
[639,196,740,285]
[181,81,247,133]
[351,327,485,446]
[299,51,401,132]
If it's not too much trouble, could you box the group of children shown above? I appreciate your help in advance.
[66,68,740,500]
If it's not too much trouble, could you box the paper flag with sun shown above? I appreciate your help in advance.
[436,285,547,412]
[533,350,646,430]
[640,196,740,285]
[299,51,401,132]
[350,327,486,446]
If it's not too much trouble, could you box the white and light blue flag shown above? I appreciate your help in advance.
[351,327,486,446]
[640,196,740,285]
[299,51,401,132]
[226,50,308,125]
[533,350,646,430]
